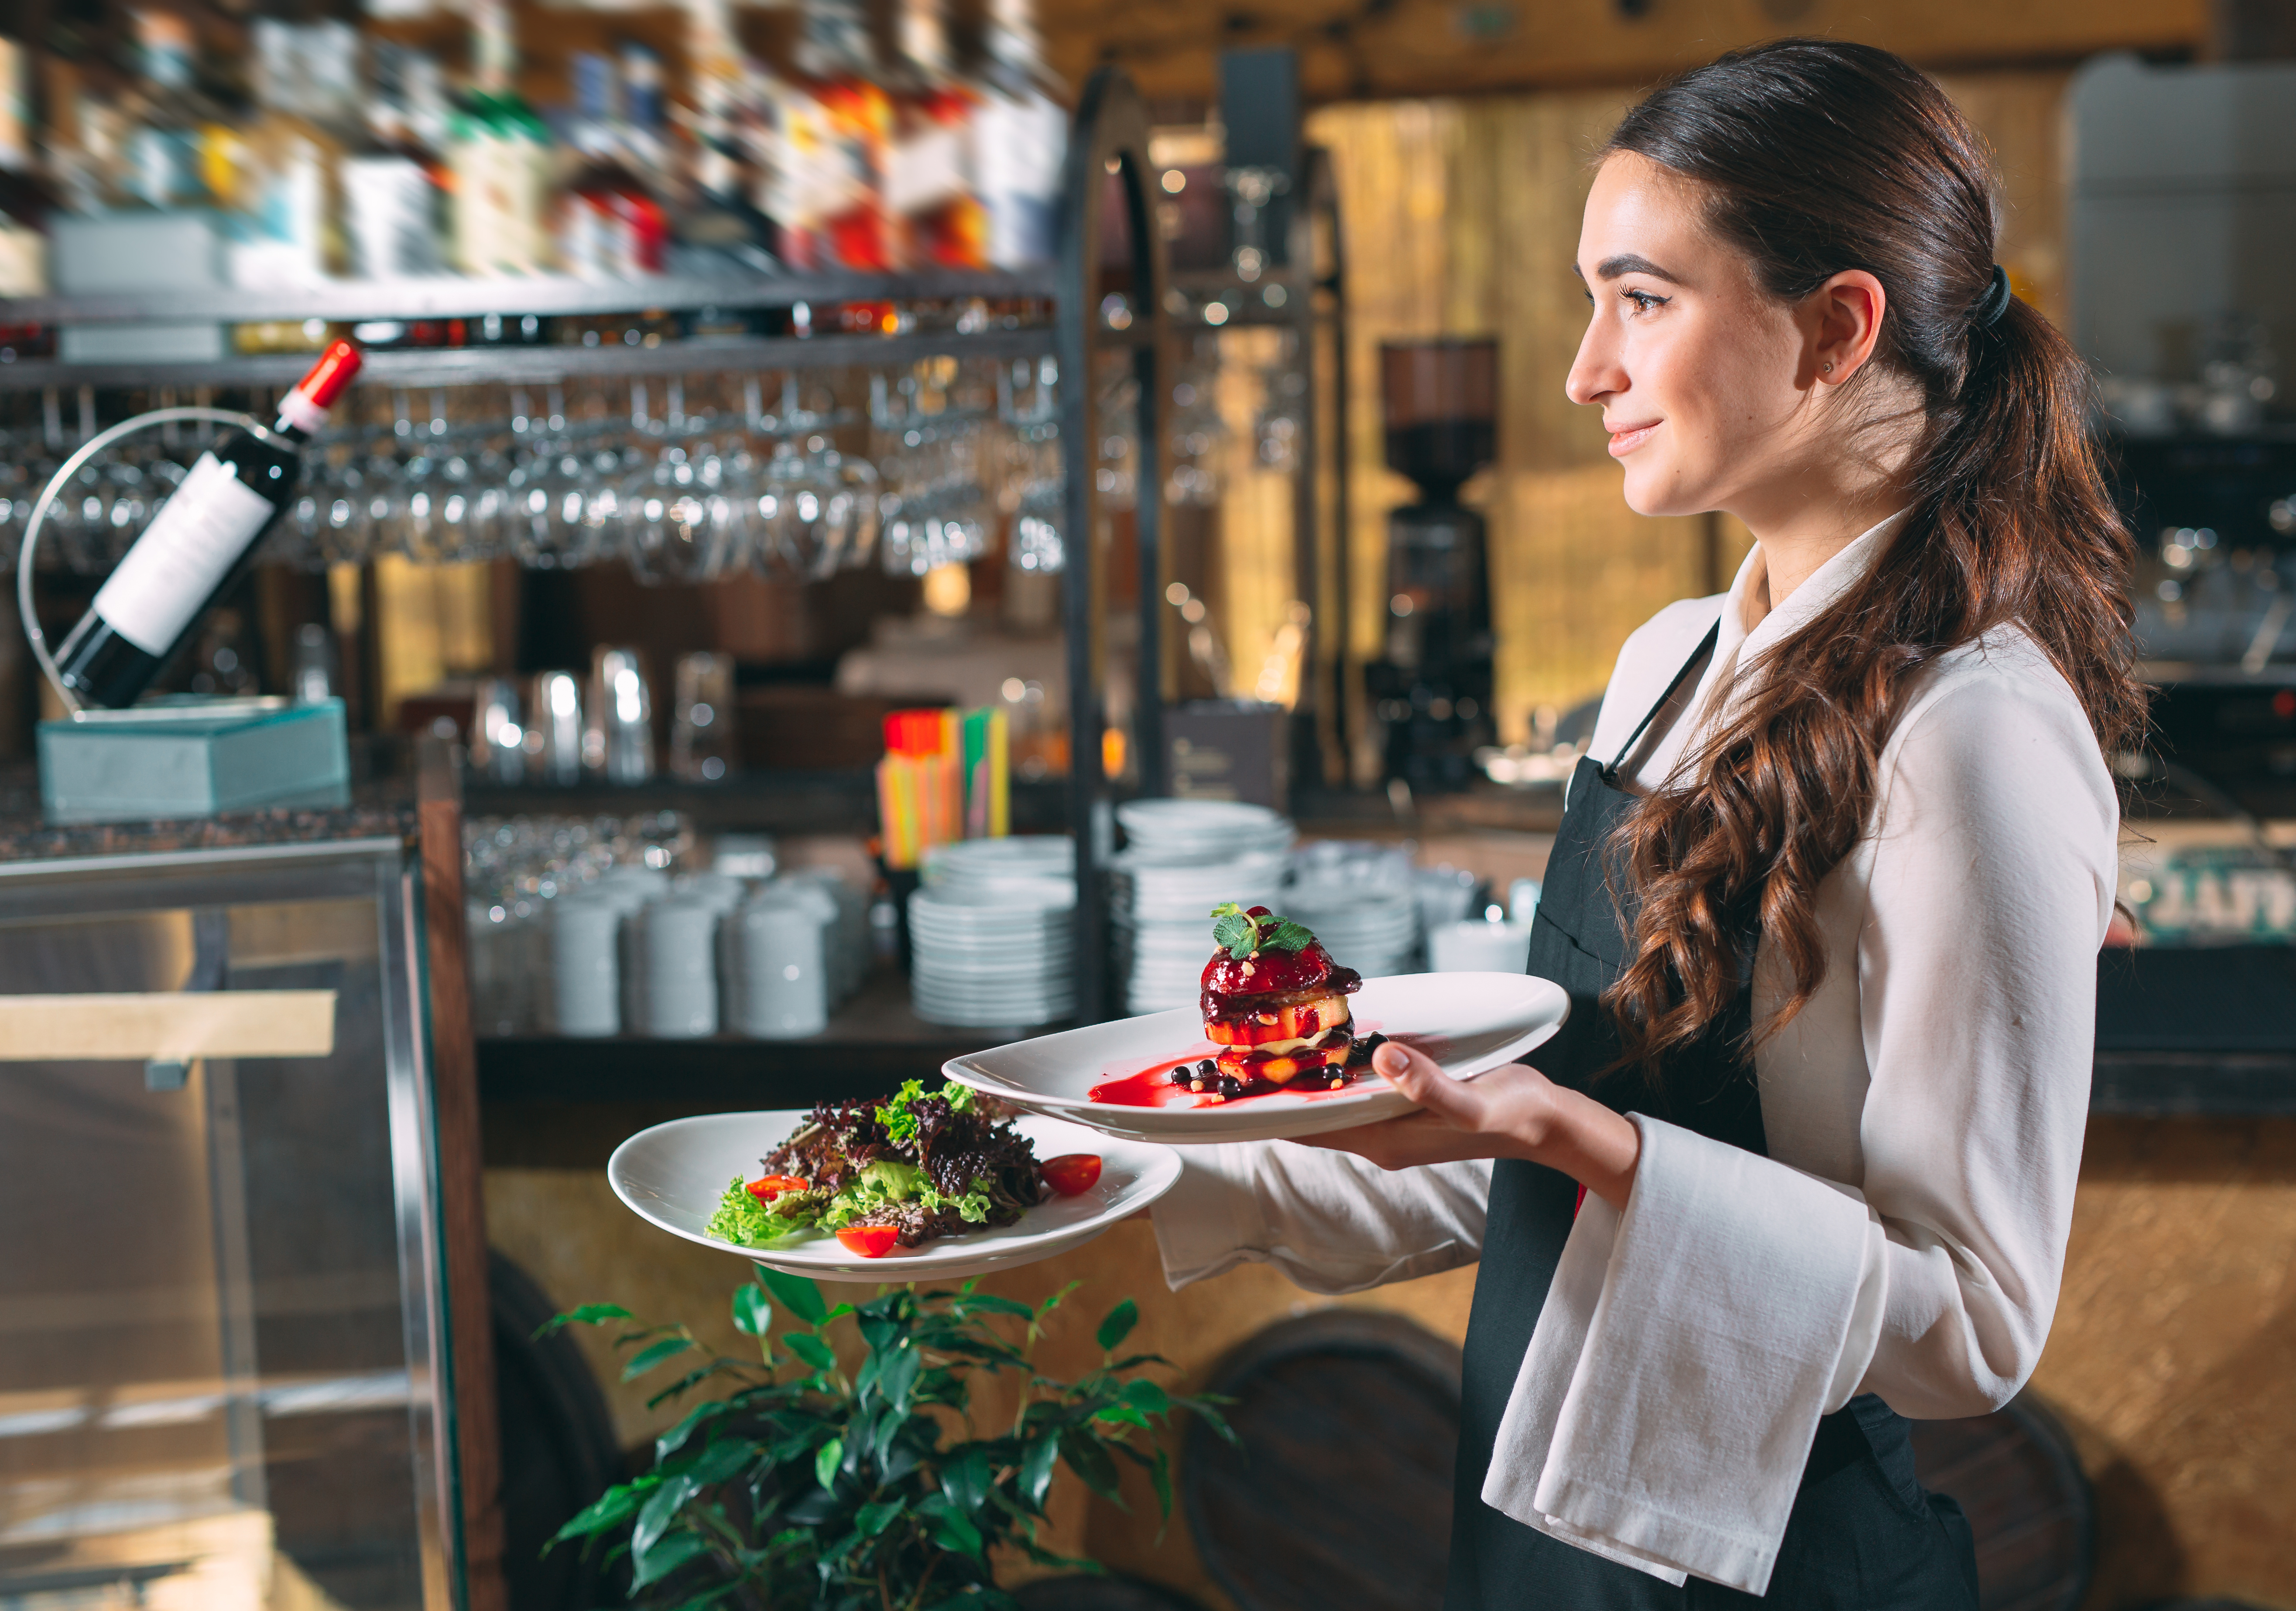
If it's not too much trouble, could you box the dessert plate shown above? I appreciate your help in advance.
[944,971,1569,1145]
[608,1110,1179,1280]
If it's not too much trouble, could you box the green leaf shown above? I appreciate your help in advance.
[855,1498,905,1538]
[1095,1300,1139,1353]
[631,1528,709,1590]
[1121,1379,1171,1416]
[930,1509,984,1558]
[940,1445,992,1517]
[950,1293,1035,1320]
[1186,1399,1241,1445]
[534,1302,633,1339]
[1265,919,1315,953]
[546,1482,640,1546]
[731,1284,773,1337]
[879,1345,922,1413]
[683,1437,752,1487]
[785,1331,836,1372]
[653,1401,730,1464]
[1058,1430,1125,1507]
[1210,908,1254,955]
[621,1335,696,1382]
[813,1437,845,1489]
[1150,1446,1173,1519]
[875,1077,928,1144]
[1018,1436,1059,1512]
[632,1474,698,1564]
[645,1360,741,1411]
[754,1264,828,1325]
[1091,1402,1151,1430]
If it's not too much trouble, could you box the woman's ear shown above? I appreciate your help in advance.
[1805,270,1887,388]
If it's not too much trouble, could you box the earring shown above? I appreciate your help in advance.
[1823,361,1835,373]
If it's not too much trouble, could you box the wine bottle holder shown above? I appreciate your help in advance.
[16,405,272,717]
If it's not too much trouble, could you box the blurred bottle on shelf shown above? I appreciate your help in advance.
[0,37,46,294]
[344,42,453,278]
[969,0,1067,270]
[556,51,670,280]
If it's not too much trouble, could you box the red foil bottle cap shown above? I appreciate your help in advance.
[294,340,362,411]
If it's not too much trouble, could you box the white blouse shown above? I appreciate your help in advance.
[1148,516,2121,1593]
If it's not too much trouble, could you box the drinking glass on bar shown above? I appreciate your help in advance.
[586,645,655,784]
[671,650,738,782]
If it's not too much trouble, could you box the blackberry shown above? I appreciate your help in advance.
[1218,1074,1244,1098]
[1198,1058,1218,1075]
[1168,1064,1193,1086]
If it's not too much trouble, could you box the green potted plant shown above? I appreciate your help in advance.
[543,1266,1232,1611]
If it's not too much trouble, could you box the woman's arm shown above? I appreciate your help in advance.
[1295,1045,1643,1207]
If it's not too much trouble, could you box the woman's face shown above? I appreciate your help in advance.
[1566,152,1842,522]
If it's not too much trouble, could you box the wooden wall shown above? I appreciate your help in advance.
[1294,68,2073,745]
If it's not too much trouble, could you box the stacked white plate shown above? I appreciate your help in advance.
[1278,886,1422,978]
[908,879,1076,1028]
[1116,799,1294,864]
[922,835,1078,907]
[1110,800,1295,1013]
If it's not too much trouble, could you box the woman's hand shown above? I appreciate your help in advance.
[1297,1039,1644,1208]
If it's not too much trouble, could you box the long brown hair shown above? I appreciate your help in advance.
[1599,40,2144,1068]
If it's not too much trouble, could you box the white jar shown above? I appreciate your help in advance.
[726,893,829,1039]
[549,894,623,1037]
[631,897,721,1038]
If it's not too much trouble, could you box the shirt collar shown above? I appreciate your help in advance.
[1684,509,1909,747]
[1722,507,1909,667]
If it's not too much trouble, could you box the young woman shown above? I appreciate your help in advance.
[1150,39,2138,1608]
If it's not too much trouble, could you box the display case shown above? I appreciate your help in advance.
[0,811,490,1611]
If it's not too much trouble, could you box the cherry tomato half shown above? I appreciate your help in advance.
[835,1224,901,1259]
[747,1174,810,1202]
[1040,1154,1103,1197]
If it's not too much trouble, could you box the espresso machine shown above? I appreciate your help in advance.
[1364,339,1499,792]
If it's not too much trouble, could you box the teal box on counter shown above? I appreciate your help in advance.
[38,697,350,824]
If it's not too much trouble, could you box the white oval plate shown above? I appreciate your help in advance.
[943,972,1569,1145]
[608,1111,1178,1280]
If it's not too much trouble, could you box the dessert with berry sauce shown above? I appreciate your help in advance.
[1172,903,1388,1099]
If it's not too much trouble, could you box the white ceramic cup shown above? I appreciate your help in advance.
[549,895,623,1037]
[1427,917,1533,975]
[727,894,829,1039]
[633,898,721,1038]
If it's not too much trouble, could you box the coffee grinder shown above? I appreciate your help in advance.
[1365,338,1498,792]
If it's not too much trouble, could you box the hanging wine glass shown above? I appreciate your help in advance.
[622,443,741,584]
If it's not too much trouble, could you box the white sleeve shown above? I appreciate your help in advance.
[1479,663,2115,1594]
[1847,668,2115,1415]
[1150,1142,1490,1296]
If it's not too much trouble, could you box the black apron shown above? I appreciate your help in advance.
[1446,624,1979,1609]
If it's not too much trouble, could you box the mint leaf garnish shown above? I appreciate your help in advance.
[1210,908,1255,956]
[1265,920,1315,953]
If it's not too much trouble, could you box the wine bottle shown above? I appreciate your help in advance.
[54,340,363,709]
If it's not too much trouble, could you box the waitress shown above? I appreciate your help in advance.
[1150,38,2134,1609]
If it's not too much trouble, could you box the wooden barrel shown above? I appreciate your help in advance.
[1182,1310,1462,1611]
[490,1252,629,1611]
[1014,1575,1212,1610]
[1908,1392,2095,1611]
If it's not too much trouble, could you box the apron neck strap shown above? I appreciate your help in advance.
[1600,620,1721,786]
